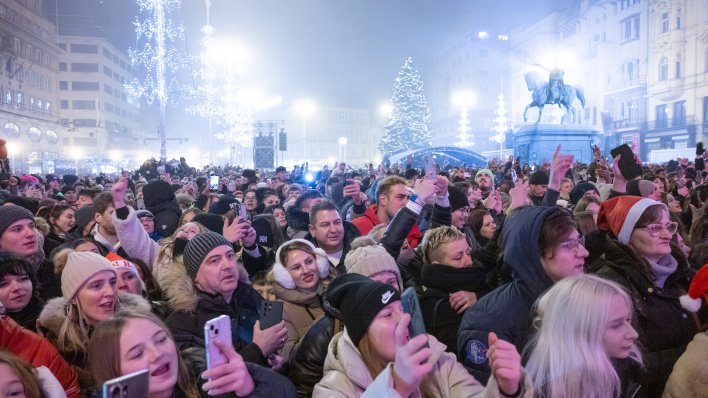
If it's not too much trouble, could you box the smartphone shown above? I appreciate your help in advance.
[259,300,284,330]
[209,175,219,192]
[204,315,232,369]
[610,144,643,181]
[400,287,429,349]
[102,369,148,398]
[343,173,352,187]
[238,203,248,220]
[424,155,436,180]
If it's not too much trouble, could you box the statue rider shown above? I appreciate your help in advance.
[548,68,565,105]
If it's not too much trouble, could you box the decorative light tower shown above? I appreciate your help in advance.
[452,90,475,148]
[490,82,509,159]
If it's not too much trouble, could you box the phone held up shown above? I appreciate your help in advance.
[209,175,219,192]
[610,144,643,181]
[204,315,232,370]
[259,300,284,330]
[102,369,149,398]
[401,287,429,350]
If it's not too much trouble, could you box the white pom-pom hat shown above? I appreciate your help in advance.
[272,239,329,289]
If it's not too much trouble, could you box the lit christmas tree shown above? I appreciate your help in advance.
[456,107,473,147]
[379,57,432,156]
[490,87,509,158]
[126,0,191,161]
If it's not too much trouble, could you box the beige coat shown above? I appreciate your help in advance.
[662,331,708,398]
[273,281,326,363]
[313,330,534,398]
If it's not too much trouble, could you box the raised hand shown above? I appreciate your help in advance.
[201,339,255,397]
[487,332,522,397]
[548,144,574,191]
[392,313,433,398]
[343,179,367,205]
[508,179,529,212]
[222,216,250,244]
[413,178,437,204]
[111,177,130,208]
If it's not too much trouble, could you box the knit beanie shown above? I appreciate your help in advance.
[60,185,76,194]
[62,174,79,187]
[183,232,232,279]
[569,181,599,205]
[73,205,94,231]
[529,169,549,185]
[142,180,174,208]
[272,239,329,289]
[680,263,708,312]
[61,251,116,300]
[626,180,656,198]
[448,186,469,212]
[475,169,494,180]
[209,195,240,215]
[344,245,403,289]
[192,213,224,235]
[325,273,401,345]
[3,197,39,215]
[0,206,34,237]
[105,252,141,279]
[597,196,667,245]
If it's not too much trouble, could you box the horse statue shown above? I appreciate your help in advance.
[523,70,586,124]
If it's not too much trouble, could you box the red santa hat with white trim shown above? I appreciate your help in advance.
[680,263,708,312]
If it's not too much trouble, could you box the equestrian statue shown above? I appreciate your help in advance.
[523,68,585,125]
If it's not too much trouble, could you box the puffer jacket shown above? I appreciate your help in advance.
[288,315,342,398]
[458,206,558,384]
[662,331,708,398]
[38,293,151,393]
[273,281,327,363]
[1,315,81,398]
[313,330,533,398]
[161,263,268,367]
[594,239,706,397]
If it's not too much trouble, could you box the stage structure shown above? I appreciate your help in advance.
[387,146,487,169]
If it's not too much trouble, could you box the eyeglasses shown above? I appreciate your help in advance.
[638,222,678,236]
[558,236,585,253]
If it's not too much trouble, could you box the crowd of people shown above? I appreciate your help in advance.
[0,141,707,398]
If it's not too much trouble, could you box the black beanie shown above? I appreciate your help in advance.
[448,186,468,212]
[529,169,549,185]
[569,181,599,205]
[143,180,175,208]
[192,213,224,235]
[62,174,79,186]
[325,273,401,345]
[3,196,39,215]
[209,195,239,215]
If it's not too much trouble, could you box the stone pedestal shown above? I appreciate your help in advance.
[513,124,600,165]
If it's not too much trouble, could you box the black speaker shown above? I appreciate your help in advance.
[253,135,275,169]
[279,131,287,151]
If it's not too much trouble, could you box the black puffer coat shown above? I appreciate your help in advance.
[595,238,706,398]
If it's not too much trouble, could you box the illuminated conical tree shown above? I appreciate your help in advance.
[379,57,432,156]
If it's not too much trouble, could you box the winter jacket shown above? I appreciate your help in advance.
[273,281,328,363]
[147,198,182,239]
[288,315,342,398]
[0,315,81,398]
[594,239,706,397]
[458,206,558,384]
[37,293,151,393]
[420,263,490,354]
[161,263,268,367]
[351,204,423,249]
[662,331,708,398]
[313,330,533,398]
[304,221,361,276]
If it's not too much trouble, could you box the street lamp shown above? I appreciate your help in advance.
[294,99,317,159]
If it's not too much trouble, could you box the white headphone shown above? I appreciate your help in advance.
[272,239,330,289]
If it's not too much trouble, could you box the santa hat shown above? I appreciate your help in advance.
[597,196,666,245]
[105,252,141,280]
[680,264,708,312]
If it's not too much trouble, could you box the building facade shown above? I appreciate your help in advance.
[0,0,61,173]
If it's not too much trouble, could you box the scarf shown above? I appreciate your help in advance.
[645,254,678,288]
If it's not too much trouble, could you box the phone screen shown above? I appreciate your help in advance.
[401,287,429,349]
[209,176,219,191]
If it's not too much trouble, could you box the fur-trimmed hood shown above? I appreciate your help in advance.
[38,292,151,337]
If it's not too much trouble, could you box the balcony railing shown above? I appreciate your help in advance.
[611,116,696,131]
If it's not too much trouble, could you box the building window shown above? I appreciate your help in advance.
[621,14,640,42]
[661,12,669,33]
[15,92,23,109]
[704,47,708,73]
[71,81,99,91]
[45,102,51,115]
[72,100,96,110]
[59,62,67,72]
[673,101,686,126]
[676,13,681,29]
[659,57,668,80]
[656,104,668,128]
[60,100,68,109]
[59,81,68,90]
[70,44,98,54]
[675,60,681,78]
[71,63,99,73]
[5,89,12,105]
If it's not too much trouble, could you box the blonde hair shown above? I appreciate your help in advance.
[524,274,642,398]
[421,226,466,264]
